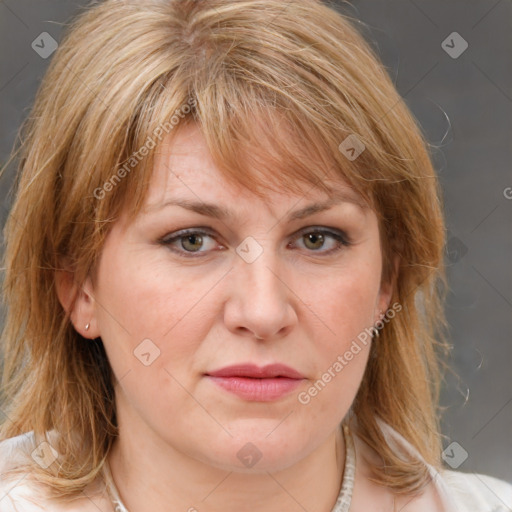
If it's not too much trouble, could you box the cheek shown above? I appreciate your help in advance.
[295,269,378,418]
[293,255,381,414]
[305,257,381,351]
[94,244,214,375]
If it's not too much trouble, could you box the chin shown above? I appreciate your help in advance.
[196,434,307,474]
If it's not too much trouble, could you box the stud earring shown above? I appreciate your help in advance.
[85,323,90,331]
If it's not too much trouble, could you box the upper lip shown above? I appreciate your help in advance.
[206,363,304,379]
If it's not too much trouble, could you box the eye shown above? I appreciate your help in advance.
[159,228,220,256]
[159,226,351,258]
[291,227,351,255]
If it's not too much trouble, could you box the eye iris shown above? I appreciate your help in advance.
[304,232,324,250]
[182,234,203,252]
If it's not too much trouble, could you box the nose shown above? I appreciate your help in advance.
[223,244,298,341]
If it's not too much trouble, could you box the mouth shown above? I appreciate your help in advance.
[205,363,305,402]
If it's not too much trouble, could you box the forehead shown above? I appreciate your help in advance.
[145,123,368,214]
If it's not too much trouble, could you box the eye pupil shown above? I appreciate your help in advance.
[182,234,203,251]
[304,232,324,250]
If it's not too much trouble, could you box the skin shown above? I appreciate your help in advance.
[56,122,420,512]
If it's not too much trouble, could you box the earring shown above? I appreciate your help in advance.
[85,323,90,331]
[373,309,384,338]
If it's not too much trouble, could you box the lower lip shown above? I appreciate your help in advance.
[206,376,304,401]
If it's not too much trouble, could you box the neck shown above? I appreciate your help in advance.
[107,399,346,512]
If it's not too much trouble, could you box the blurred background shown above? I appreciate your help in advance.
[0,0,511,483]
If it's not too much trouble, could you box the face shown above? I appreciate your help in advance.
[69,123,393,473]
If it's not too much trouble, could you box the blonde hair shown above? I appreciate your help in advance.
[0,0,450,500]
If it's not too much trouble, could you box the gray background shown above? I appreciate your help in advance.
[1,0,511,483]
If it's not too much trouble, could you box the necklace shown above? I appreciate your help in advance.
[102,423,356,512]
[332,423,356,512]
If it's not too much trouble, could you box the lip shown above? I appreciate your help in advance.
[207,363,304,379]
[205,363,305,402]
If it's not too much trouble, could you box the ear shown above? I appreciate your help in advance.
[55,264,100,339]
[375,253,400,323]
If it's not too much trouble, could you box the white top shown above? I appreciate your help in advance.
[1,420,511,512]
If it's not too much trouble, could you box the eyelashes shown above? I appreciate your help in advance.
[158,226,351,258]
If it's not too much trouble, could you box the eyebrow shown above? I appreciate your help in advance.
[144,190,368,222]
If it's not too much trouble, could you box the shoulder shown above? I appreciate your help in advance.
[0,431,45,511]
[0,431,36,474]
[372,417,512,511]
[350,419,512,512]
[0,433,112,512]
[438,468,512,511]
[391,469,512,512]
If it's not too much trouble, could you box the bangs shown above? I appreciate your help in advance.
[119,73,379,229]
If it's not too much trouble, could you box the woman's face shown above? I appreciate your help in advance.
[74,123,393,472]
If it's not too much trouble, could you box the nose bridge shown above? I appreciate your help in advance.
[236,235,284,302]
[227,234,296,338]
